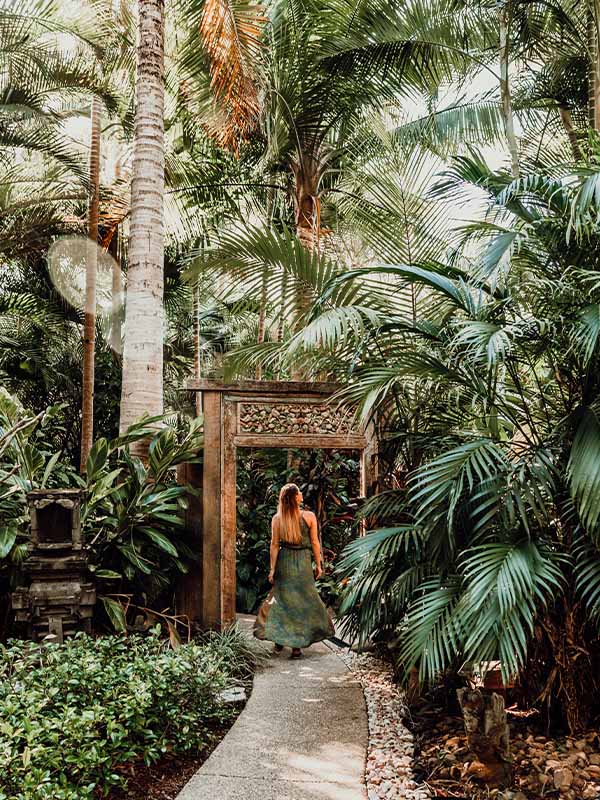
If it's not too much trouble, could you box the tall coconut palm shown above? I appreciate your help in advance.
[119,0,166,443]
[80,96,102,471]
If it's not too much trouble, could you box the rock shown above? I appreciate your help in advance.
[589,753,600,766]
[545,759,562,770]
[218,687,246,703]
[553,767,574,791]
[587,765,600,779]
[575,739,588,751]
[582,786,599,799]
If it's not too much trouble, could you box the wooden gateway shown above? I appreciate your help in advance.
[178,380,378,630]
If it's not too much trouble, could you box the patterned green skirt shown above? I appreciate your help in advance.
[253,544,334,648]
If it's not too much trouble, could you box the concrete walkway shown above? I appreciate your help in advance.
[177,617,368,800]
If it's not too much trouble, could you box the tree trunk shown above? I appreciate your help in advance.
[457,688,511,787]
[80,95,101,472]
[499,3,520,179]
[256,185,274,380]
[589,0,600,130]
[255,272,267,380]
[559,106,583,161]
[119,0,165,449]
[110,238,123,352]
[290,157,320,379]
[193,282,202,416]
[293,156,320,253]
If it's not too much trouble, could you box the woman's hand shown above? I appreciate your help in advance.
[314,565,323,580]
[268,570,275,584]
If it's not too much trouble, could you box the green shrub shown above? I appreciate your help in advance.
[0,627,264,800]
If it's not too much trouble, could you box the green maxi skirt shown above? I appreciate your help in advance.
[253,521,334,649]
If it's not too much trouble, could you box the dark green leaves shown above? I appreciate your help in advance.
[568,408,600,532]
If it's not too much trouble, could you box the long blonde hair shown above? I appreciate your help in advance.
[276,483,302,544]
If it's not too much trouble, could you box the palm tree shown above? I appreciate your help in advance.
[81,96,102,471]
[119,0,166,443]
[324,152,600,735]
[178,0,496,334]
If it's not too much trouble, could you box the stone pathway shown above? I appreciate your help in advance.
[177,618,368,800]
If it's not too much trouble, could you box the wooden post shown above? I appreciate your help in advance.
[201,391,223,628]
[221,398,238,626]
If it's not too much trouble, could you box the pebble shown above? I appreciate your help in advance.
[336,650,432,800]
[333,645,600,800]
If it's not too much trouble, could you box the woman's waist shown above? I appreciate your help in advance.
[279,542,311,550]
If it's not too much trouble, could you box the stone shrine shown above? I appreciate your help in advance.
[12,488,95,642]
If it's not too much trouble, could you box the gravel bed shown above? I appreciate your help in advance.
[336,649,431,800]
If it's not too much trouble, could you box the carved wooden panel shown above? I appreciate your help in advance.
[239,402,357,436]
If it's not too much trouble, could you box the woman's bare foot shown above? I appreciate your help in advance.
[290,648,303,659]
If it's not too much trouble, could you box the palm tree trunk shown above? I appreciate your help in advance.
[499,3,519,179]
[255,273,267,380]
[558,106,583,160]
[589,0,600,130]
[193,281,202,416]
[256,186,275,380]
[290,157,320,378]
[119,0,165,446]
[294,159,320,253]
[80,96,101,472]
[110,237,123,352]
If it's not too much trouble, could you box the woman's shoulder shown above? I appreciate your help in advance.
[300,509,316,523]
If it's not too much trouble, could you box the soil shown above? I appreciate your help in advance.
[102,643,258,800]
[107,718,241,799]
[411,698,600,799]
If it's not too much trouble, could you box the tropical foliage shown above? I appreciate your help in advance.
[0,627,266,800]
[0,390,202,636]
[3,0,600,741]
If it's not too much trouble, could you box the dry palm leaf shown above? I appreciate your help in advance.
[199,0,266,150]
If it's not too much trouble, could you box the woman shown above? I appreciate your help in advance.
[253,483,334,658]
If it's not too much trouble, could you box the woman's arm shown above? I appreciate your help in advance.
[268,516,280,584]
[305,512,323,580]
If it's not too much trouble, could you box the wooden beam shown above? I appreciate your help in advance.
[201,391,222,629]
[186,379,342,395]
[233,433,366,450]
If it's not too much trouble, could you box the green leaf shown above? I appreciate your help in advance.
[100,596,127,631]
[86,438,109,481]
[138,527,179,557]
[41,450,61,488]
[117,545,153,574]
[568,408,600,531]
[0,525,18,559]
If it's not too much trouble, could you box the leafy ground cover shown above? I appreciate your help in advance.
[0,627,266,800]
